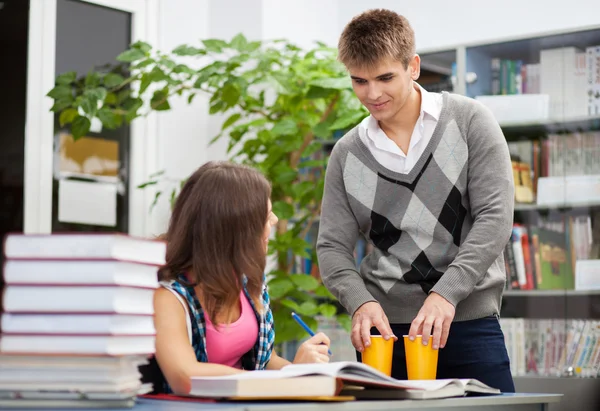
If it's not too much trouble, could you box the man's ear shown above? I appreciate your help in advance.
[410,54,421,81]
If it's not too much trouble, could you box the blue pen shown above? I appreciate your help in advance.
[291,312,332,356]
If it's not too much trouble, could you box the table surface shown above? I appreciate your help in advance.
[2,393,562,411]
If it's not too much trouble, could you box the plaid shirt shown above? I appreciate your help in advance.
[163,275,274,392]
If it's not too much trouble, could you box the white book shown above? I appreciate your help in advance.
[0,314,155,335]
[189,361,500,400]
[2,286,154,314]
[4,233,165,266]
[3,260,159,288]
[0,335,155,356]
[0,354,148,370]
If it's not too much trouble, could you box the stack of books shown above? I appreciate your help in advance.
[0,233,165,408]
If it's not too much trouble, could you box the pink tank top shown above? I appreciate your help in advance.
[204,291,258,368]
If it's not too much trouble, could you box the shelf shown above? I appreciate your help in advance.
[515,200,600,211]
[499,114,600,135]
[504,289,600,297]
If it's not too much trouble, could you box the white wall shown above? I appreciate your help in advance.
[151,0,600,235]
[261,0,339,49]
[337,0,600,52]
[150,0,264,235]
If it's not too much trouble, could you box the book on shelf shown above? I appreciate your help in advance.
[504,210,599,291]
[188,361,500,400]
[501,318,600,378]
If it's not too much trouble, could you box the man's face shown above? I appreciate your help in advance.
[348,56,420,123]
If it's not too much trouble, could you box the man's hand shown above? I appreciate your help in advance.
[408,292,455,350]
[351,302,397,352]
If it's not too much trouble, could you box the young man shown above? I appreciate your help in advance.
[316,9,515,392]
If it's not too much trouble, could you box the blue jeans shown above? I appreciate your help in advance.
[359,316,515,393]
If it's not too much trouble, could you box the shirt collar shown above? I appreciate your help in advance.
[363,82,440,149]
[416,82,441,121]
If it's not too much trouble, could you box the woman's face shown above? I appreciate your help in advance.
[263,199,279,252]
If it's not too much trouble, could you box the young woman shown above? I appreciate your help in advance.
[153,161,330,394]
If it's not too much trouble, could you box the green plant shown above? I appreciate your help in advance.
[47,34,367,343]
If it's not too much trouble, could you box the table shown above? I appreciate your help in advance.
[126,393,564,411]
[0,393,563,411]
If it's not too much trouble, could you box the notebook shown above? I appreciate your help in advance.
[189,361,501,400]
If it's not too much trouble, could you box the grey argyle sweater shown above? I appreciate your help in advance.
[316,92,514,324]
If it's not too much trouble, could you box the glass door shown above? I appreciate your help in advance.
[24,0,158,237]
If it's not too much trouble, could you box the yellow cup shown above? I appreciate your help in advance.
[361,335,394,376]
[403,335,439,380]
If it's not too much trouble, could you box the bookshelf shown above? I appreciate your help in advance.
[419,25,600,411]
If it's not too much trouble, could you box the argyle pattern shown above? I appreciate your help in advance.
[344,118,468,295]
[318,93,514,323]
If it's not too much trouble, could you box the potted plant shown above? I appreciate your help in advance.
[47,34,367,344]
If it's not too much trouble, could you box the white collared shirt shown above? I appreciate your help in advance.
[358,83,443,174]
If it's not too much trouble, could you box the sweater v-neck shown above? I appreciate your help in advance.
[354,91,452,183]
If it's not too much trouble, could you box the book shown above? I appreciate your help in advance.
[3,233,165,266]
[1,313,155,335]
[3,260,159,288]
[189,361,500,400]
[2,285,154,314]
[0,335,155,355]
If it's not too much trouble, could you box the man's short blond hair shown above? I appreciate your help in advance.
[338,9,415,70]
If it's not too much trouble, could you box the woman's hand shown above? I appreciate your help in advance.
[292,332,331,364]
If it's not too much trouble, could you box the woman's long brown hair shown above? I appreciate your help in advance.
[160,161,271,322]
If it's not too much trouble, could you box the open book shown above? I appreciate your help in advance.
[189,361,501,400]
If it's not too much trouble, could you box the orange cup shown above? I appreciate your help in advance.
[361,335,394,376]
[403,335,438,380]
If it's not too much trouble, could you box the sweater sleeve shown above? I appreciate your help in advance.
[316,143,377,316]
[431,103,514,306]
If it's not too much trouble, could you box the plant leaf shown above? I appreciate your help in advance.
[47,85,72,100]
[280,299,301,312]
[131,40,152,53]
[290,274,319,291]
[56,71,76,85]
[309,77,351,90]
[230,33,248,51]
[85,72,101,88]
[151,89,171,111]
[328,111,366,131]
[271,118,298,136]
[319,303,337,318]
[104,73,125,88]
[97,108,121,129]
[202,39,228,52]
[137,180,158,189]
[267,278,294,299]
[222,113,241,130]
[336,314,352,332]
[71,116,91,140]
[272,201,295,220]
[297,301,319,316]
[58,108,78,127]
[172,45,206,56]
[117,48,146,63]
[150,191,162,210]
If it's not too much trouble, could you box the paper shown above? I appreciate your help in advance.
[58,179,117,227]
[57,133,120,183]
